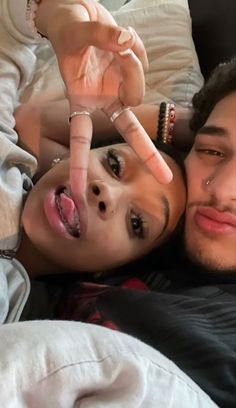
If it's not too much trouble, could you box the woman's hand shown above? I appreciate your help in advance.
[35,0,173,201]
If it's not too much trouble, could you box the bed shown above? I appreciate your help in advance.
[2,0,235,406]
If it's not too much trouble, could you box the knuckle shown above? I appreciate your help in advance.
[144,152,156,164]
[125,122,141,143]
[71,165,87,171]
[126,94,142,106]
[71,135,90,145]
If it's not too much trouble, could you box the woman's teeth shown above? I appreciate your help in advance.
[55,188,80,238]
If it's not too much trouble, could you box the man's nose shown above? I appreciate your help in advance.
[204,161,236,201]
[88,180,117,220]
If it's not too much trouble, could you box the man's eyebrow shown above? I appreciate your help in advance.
[197,125,228,137]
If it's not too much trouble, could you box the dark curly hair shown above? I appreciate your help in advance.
[190,57,236,133]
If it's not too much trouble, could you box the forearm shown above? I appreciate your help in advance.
[15,99,118,176]
[15,99,195,175]
[15,101,69,177]
[88,103,194,150]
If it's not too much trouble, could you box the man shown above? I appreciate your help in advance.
[53,59,236,408]
[185,59,236,272]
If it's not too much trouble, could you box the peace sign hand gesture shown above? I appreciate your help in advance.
[36,0,173,202]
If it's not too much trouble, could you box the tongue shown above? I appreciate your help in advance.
[59,193,76,226]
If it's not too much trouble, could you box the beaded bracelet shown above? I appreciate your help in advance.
[157,102,176,144]
[26,0,47,39]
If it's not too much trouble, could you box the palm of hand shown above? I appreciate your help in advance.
[59,46,121,112]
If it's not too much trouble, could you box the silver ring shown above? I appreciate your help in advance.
[110,107,131,123]
[68,111,91,125]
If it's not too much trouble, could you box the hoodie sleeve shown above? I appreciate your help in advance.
[0,0,39,323]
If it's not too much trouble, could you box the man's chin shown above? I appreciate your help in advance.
[184,238,236,274]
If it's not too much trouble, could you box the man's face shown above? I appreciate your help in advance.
[185,91,236,271]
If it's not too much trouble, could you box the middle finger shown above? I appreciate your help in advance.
[108,107,173,185]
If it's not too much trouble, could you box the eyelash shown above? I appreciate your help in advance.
[130,210,146,239]
[106,148,146,239]
[196,148,225,158]
[106,148,125,178]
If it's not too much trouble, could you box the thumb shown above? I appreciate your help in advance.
[76,21,134,53]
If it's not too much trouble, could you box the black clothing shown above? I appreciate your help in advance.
[188,0,236,79]
[56,250,236,408]
[23,241,236,408]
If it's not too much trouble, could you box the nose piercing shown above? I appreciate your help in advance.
[205,176,214,187]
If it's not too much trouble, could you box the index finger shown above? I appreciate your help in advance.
[69,113,93,200]
[111,108,173,184]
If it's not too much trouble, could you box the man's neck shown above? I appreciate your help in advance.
[16,231,65,278]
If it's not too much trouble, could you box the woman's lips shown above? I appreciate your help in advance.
[44,188,87,239]
[44,190,74,239]
[56,190,80,237]
[194,206,236,235]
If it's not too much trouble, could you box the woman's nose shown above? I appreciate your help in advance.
[88,180,117,220]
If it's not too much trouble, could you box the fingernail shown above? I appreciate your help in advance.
[118,48,132,57]
[118,28,132,45]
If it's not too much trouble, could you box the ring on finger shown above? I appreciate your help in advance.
[68,111,91,125]
[110,107,131,123]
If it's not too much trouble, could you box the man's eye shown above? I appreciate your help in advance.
[107,149,125,178]
[130,210,146,239]
[196,149,225,158]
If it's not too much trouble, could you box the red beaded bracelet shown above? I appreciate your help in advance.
[157,102,176,144]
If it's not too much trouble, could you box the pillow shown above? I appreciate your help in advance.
[113,0,203,106]
[0,320,217,407]
[21,0,204,107]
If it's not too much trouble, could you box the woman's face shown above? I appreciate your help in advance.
[22,144,186,272]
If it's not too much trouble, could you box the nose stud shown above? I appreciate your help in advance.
[205,179,211,186]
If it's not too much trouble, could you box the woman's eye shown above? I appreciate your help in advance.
[106,149,125,178]
[130,210,146,239]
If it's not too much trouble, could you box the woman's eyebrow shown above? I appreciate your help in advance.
[153,195,170,243]
[160,196,170,236]
[197,125,228,137]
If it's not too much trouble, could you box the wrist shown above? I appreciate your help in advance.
[35,1,90,40]
[132,104,158,140]
[172,107,194,151]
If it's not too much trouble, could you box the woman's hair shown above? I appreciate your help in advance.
[190,57,236,133]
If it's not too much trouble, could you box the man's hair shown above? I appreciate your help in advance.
[190,57,236,133]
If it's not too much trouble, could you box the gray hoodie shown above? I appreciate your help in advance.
[0,0,38,323]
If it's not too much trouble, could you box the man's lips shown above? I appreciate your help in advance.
[194,206,236,235]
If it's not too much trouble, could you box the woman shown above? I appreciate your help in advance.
[17,140,186,277]
[0,0,174,325]
[3,122,188,325]
[1,114,186,324]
